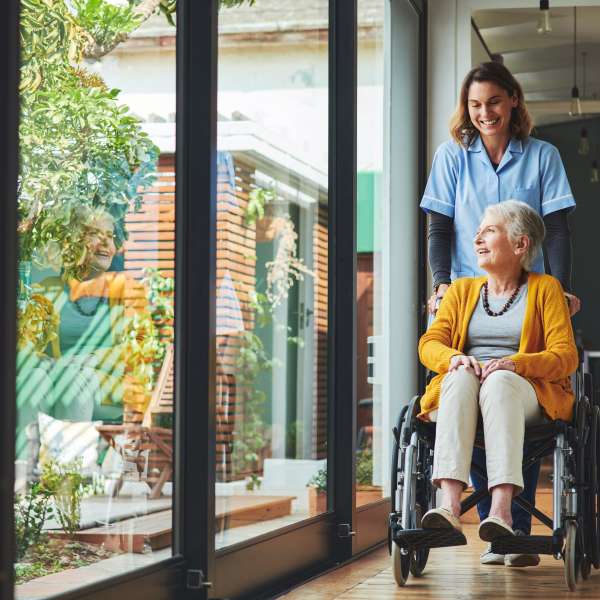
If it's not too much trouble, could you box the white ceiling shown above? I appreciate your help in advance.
[473,6,600,124]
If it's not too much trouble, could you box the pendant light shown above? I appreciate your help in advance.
[579,128,590,155]
[591,160,599,184]
[569,7,582,117]
[537,0,552,34]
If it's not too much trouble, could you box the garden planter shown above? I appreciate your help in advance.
[307,486,327,516]
[356,485,383,507]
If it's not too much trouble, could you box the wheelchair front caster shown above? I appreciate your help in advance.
[392,542,411,586]
[564,521,580,591]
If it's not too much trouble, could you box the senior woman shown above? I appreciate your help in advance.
[419,200,578,542]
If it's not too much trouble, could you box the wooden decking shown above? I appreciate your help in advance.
[48,495,295,553]
[278,524,600,599]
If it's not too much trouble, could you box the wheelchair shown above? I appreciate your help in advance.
[388,358,600,592]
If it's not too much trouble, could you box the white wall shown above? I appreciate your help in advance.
[89,37,385,172]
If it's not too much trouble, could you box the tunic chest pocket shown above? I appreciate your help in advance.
[510,186,540,212]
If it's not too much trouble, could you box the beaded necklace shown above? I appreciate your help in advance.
[482,281,522,317]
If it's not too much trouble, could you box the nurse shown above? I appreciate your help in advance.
[420,61,581,567]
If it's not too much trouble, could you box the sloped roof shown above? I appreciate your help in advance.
[132,1,383,38]
[219,0,383,34]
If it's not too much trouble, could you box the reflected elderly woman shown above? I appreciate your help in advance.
[419,200,578,541]
[16,207,129,458]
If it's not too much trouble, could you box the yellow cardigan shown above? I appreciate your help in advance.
[418,272,578,422]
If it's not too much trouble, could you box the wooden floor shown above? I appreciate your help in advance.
[278,524,600,599]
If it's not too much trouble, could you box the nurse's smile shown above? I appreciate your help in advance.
[467,80,517,141]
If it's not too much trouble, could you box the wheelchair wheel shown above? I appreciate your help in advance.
[588,405,600,569]
[581,556,592,580]
[564,521,580,591]
[392,542,411,586]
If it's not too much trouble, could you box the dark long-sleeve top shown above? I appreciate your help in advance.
[428,209,572,292]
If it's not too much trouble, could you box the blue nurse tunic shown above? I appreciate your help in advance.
[420,134,575,279]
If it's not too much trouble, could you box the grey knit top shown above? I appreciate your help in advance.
[464,284,528,362]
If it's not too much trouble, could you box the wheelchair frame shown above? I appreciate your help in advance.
[389,363,600,591]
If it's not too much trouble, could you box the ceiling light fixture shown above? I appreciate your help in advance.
[579,128,590,155]
[537,0,552,34]
[591,160,599,184]
[569,7,582,116]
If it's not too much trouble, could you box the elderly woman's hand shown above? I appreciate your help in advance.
[449,354,482,377]
[480,358,516,382]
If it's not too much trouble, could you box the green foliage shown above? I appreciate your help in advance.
[73,0,142,50]
[14,483,54,561]
[122,311,164,393]
[307,466,327,494]
[231,327,272,488]
[220,0,257,8]
[18,0,159,268]
[142,267,175,329]
[232,190,314,484]
[40,459,86,538]
[356,447,373,486]
[244,187,275,226]
[15,538,115,584]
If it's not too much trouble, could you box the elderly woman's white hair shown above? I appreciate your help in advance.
[483,200,546,271]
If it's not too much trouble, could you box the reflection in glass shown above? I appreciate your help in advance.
[356,0,384,506]
[15,2,176,596]
[216,1,329,548]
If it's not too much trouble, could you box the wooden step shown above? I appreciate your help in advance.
[49,510,172,554]
[215,495,296,532]
[49,495,296,552]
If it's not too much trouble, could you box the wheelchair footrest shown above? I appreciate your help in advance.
[491,535,554,556]
[392,527,467,550]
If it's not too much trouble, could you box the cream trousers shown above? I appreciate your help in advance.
[429,366,546,492]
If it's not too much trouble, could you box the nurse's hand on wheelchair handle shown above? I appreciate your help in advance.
[564,292,581,316]
[448,354,481,377]
[428,283,449,315]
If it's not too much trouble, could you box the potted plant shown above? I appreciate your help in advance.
[306,466,327,516]
[356,447,382,505]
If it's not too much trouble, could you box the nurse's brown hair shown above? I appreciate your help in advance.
[449,62,533,147]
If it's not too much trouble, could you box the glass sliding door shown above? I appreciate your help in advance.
[355,0,385,509]
[14,2,178,597]
[353,0,426,552]
[215,0,330,549]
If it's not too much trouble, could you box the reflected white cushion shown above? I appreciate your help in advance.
[38,413,100,475]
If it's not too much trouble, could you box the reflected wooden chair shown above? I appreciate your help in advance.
[97,345,174,499]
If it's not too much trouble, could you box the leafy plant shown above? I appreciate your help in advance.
[122,311,164,394]
[229,189,316,485]
[40,459,86,538]
[244,187,275,227]
[17,294,59,353]
[14,538,115,584]
[14,483,54,561]
[356,447,373,486]
[18,0,159,270]
[231,327,272,488]
[307,466,327,494]
[73,0,143,51]
[142,267,175,341]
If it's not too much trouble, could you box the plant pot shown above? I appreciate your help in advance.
[356,484,383,507]
[307,486,327,516]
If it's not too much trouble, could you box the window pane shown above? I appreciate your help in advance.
[356,0,384,506]
[216,0,329,549]
[15,5,176,596]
